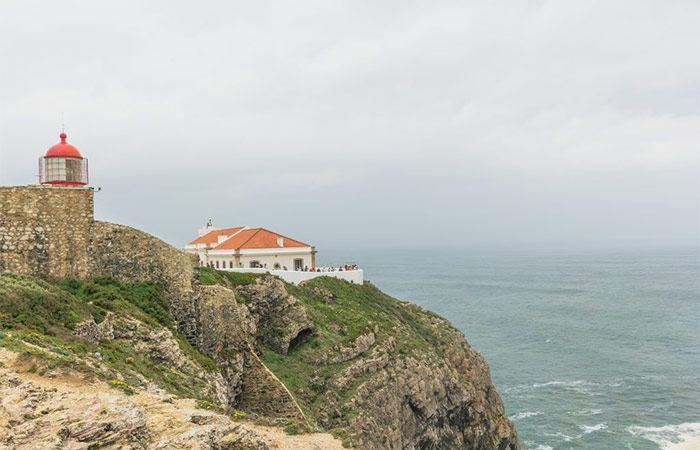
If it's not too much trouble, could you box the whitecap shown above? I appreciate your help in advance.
[571,409,603,416]
[627,422,700,449]
[531,380,591,389]
[543,432,573,442]
[535,446,553,450]
[580,423,608,434]
[511,411,540,420]
[503,380,591,394]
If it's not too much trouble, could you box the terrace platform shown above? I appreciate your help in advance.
[220,268,364,285]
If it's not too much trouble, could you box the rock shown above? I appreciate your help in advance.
[236,278,314,354]
[328,323,519,450]
[74,312,115,344]
[329,332,375,364]
[194,285,306,421]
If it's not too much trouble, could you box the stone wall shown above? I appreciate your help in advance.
[0,185,94,280]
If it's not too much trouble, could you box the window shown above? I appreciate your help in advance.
[46,157,66,181]
[250,261,261,268]
[273,262,281,270]
[294,259,303,271]
[65,158,82,182]
[229,261,234,268]
[216,261,219,268]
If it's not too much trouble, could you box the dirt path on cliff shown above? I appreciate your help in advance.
[0,348,348,450]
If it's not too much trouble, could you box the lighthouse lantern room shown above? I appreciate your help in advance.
[39,132,89,187]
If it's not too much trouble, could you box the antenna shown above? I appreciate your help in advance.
[61,112,65,133]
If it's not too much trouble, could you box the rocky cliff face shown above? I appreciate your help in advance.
[215,276,520,450]
[194,284,307,421]
[332,319,518,450]
[235,277,315,354]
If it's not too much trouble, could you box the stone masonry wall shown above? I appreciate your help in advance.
[0,185,94,280]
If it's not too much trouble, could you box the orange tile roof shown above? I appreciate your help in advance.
[213,228,309,250]
[187,227,244,245]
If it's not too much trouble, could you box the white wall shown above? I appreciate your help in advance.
[239,252,311,270]
[220,268,364,285]
[205,252,312,270]
[186,246,314,271]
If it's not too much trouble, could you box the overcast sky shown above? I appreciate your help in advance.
[0,0,698,251]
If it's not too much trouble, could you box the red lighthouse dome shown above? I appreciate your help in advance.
[45,133,83,158]
[39,132,89,187]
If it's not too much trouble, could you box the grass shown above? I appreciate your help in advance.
[63,276,173,329]
[0,273,218,402]
[0,273,92,337]
[198,267,260,288]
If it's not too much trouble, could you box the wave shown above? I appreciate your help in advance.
[502,378,627,396]
[511,411,540,420]
[543,432,573,442]
[580,423,608,434]
[571,408,603,416]
[503,379,595,395]
[627,422,700,449]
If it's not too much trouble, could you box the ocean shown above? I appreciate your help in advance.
[319,245,700,450]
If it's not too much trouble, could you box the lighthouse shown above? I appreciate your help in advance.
[39,132,89,187]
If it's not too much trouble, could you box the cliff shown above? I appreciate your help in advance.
[0,185,519,449]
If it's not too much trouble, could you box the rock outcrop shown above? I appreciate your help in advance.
[0,349,346,450]
[236,278,314,354]
[194,284,307,421]
[329,332,375,364]
[341,327,518,450]
[73,311,116,343]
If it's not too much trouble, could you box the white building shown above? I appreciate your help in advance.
[184,222,363,285]
[185,223,316,271]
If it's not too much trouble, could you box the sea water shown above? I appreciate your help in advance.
[319,246,700,449]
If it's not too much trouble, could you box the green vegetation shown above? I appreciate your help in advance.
[198,267,259,288]
[0,273,217,402]
[109,378,135,395]
[0,273,91,337]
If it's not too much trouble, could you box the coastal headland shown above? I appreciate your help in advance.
[0,185,519,449]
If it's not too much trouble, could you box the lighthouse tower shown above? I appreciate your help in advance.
[38,132,89,187]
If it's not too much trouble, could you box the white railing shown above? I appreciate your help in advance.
[219,267,364,285]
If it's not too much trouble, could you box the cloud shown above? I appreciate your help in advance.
[0,0,697,248]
